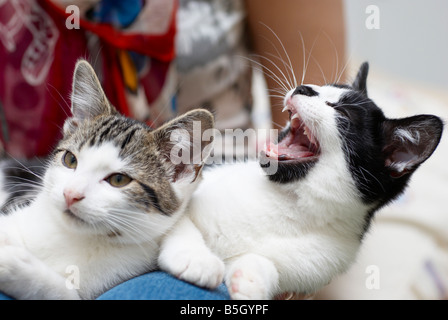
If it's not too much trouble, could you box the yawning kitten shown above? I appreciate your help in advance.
[0,60,214,299]
[158,62,444,299]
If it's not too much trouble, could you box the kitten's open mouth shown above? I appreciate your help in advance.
[264,105,320,162]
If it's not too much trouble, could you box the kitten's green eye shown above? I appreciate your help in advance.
[106,173,132,188]
[62,151,77,169]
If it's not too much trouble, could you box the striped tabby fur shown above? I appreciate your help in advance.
[0,60,214,299]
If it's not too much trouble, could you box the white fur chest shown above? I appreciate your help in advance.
[1,196,157,299]
[189,160,367,265]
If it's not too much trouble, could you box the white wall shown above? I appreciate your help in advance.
[344,0,448,89]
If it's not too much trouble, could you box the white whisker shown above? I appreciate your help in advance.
[302,35,320,85]
[244,55,290,93]
[260,23,298,89]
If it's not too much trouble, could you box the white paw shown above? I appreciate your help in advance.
[0,244,32,279]
[162,249,225,289]
[228,269,268,300]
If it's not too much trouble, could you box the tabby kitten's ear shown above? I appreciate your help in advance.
[382,115,443,178]
[352,62,369,96]
[153,109,215,183]
[64,60,117,134]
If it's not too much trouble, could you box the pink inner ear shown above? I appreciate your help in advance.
[382,114,443,177]
[386,150,419,175]
[393,151,417,163]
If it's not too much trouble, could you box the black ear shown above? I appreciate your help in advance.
[352,62,369,96]
[382,115,443,178]
[153,109,215,182]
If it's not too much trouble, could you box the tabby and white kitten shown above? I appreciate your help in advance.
[158,62,444,299]
[0,60,214,300]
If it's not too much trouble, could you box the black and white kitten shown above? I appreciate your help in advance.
[0,60,214,299]
[158,62,444,299]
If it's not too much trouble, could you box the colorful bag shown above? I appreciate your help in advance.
[0,0,176,158]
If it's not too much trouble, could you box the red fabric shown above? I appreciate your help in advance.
[0,0,176,158]
[46,0,176,62]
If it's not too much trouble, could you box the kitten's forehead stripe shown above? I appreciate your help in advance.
[77,117,115,150]
[121,128,138,150]
[93,118,126,147]
[97,118,121,144]
[77,116,146,151]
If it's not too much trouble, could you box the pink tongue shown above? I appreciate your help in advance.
[265,141,313,159]
[279,143,314,158]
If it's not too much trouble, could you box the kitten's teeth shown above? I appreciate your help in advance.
[291,113,300,120]
[270,143,278,154]
[282,105,288,113]
[304,127,316,145]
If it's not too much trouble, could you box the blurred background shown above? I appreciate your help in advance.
[318,0,448,300]
[249,0,448,299]
[345,0,448,91]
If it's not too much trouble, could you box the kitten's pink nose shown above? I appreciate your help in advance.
[63,189,85,208]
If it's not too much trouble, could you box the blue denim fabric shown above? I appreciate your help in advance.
[0,292,12,300]
[0,271,230,300]
[97,271,230,300]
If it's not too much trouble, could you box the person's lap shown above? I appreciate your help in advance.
[0,271,230,300]
[97,271,230,300]
[0,292,12,300]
